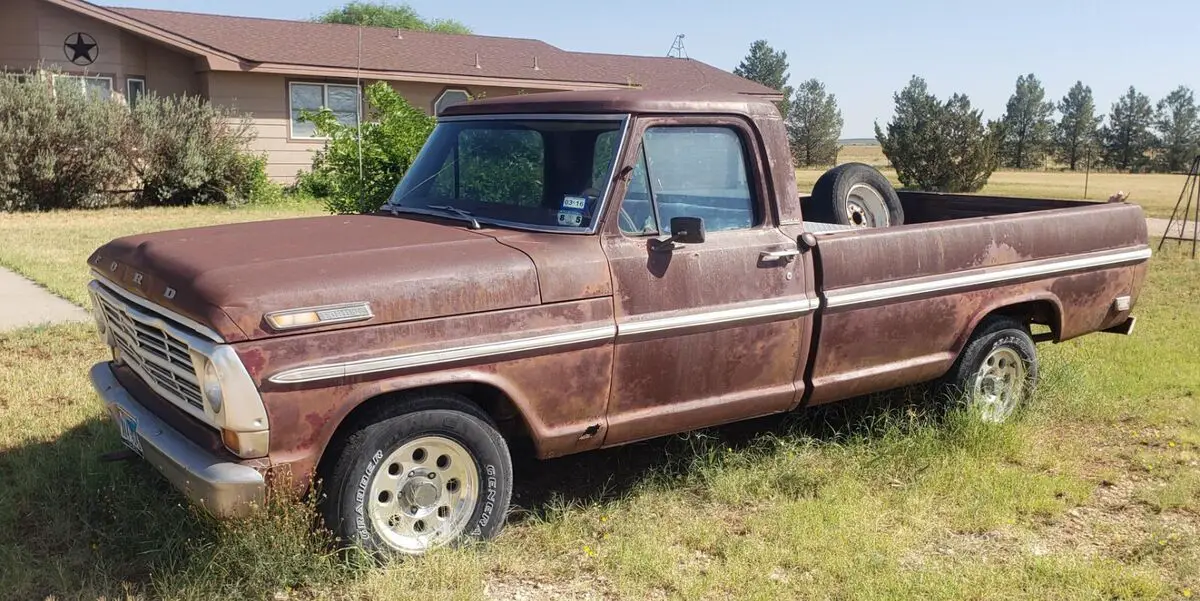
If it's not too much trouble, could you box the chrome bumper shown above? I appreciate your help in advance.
[89,362,265,517]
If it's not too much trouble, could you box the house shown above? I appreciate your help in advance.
[0,0,781,182]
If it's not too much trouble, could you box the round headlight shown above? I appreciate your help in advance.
[202,361,224,414]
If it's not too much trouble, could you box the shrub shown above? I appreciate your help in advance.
[303,81,435,214]
[0,72,131,211]
[875,76,998,193]
[128,93,260,206]
[292,151,336,198]
[0,72,271,211]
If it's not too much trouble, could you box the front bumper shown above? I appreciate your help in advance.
[89,362,265,517]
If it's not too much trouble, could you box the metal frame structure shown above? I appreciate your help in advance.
[1158,155,1200,258]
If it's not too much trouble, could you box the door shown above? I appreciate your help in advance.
[600,117,818,446]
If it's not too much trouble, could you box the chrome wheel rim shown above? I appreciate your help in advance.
[971,347,1026,422]
[845,183,890,228]
[367,436,480,554]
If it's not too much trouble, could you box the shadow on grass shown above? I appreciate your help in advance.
[0,386,937,599]
[508,385,938,522]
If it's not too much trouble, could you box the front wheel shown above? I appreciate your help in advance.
[321,395,513,556]
[939,317,1039,423]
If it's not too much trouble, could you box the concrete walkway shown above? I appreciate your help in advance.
[0,267,90,332]
[1149,217,1199,240]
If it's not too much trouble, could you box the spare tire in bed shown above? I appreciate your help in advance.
[807,163,904,228]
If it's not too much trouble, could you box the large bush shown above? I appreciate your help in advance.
[0,72,273,211]
[875,76,997,193]
[128,93,271,206]
[0,74,130,211]
[303,81,435,214]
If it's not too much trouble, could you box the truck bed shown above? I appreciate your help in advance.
[791,194,1149,405]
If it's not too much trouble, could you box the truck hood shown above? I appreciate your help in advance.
[89,214,542,342]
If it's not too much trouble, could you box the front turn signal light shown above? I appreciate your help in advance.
[264,303,372,331]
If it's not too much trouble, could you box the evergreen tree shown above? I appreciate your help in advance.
[1100,86,1155,171]
[996,74,1055,169]
[733,40,793,116]
[1154,85,1200,173]
[1054,82,1103,171]
[787,79,843,167]
[875,76,997,192]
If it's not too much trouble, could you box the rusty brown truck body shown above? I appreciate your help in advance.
[87,91,1149,555]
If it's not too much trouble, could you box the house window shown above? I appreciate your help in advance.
[434,89,470,115]
[126,77,146,108]
[290,82,360,138]
[54,75,113,100]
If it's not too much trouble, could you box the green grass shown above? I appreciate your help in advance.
[800,144,1191,219]
[0,198,326,306]
[0,203,1197,599]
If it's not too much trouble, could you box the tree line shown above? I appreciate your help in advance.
[733,40,1200,192]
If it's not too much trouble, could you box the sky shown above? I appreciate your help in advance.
[109,0,1200,138]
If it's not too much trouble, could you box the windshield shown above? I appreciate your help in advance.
[388,117,626,231]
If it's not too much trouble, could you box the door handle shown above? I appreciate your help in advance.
[759,249,801,263]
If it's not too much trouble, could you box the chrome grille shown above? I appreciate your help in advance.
[93,285,205,412]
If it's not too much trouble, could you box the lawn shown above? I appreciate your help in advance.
[799,144,1192,219]
[0,202,1196,599]
[0,198,327,307]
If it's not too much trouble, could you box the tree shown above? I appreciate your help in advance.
[733,40,792,116]
[1100,86,1155,171]
[1154,85,1200,173]
[996,74,1055,169]
[303,82,436,214]
[315,1,471,34]
[1054,81,1103,171]
[787,79,843,167]
[875,76,997,193]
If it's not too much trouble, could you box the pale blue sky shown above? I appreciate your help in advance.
[110,0,1198,137]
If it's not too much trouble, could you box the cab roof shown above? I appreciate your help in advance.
[439,90,783,119]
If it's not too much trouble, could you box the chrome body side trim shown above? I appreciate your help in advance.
[823,247,1152,309]
[269,297,823,385]
[269,325,618,384]
[90,272,225,343]
[617,298,820,337]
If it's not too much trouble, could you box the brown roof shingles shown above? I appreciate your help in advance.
[108,7,779,96]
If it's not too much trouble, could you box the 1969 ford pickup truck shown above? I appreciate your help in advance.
[87,90,1149,556]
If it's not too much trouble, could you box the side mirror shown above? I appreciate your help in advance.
[668,217,706,244]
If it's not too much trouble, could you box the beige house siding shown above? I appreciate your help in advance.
[1,0,200,100]
[209,72,533,182]
[0,0,42,67]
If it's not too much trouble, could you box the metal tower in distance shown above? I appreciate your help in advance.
[667,34,688,59]
[1158,154,1200,259]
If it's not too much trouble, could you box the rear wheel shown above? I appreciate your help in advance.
[808,163,904,228]
[321,394,513,556]
[939,317,1038,423]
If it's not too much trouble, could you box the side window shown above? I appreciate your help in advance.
[621,126,755,234]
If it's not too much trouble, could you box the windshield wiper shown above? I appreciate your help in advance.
[425,204,482,230]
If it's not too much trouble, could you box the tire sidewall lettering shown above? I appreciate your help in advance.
[353,449,385,543]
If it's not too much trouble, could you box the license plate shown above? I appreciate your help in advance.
[112,405,143,456]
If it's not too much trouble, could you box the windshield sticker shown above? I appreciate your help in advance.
[557,211,584,227]
[562,195,587,210]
